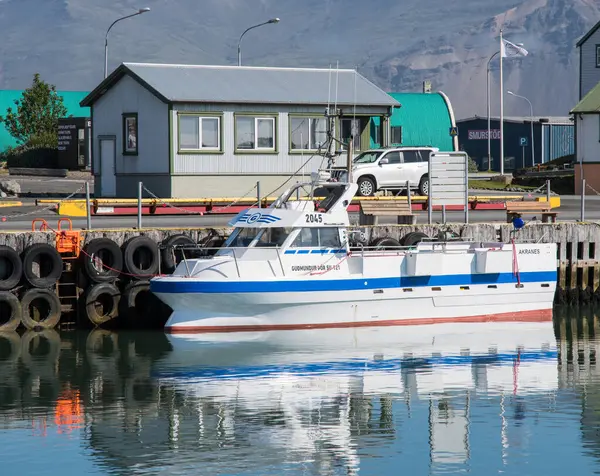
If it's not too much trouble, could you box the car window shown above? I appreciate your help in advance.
[419,149,432,161]
[402,151,420,163]
[383,151,401,164]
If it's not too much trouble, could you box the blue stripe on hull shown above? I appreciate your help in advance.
[150,271,557,294]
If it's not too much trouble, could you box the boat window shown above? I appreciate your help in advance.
[221,227,294,249]
[222,227,261,248]
[290,227,341,248]
[254,227,294,247]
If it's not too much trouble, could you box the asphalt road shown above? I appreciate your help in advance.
[0,195,597,231]
[0,173,597,231]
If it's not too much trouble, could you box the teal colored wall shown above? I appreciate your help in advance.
[0,90,90,151]
[370,92,455,151]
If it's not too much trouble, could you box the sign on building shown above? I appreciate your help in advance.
[58,117,91,170]
[467,129,501,140]
[428,151,469,224]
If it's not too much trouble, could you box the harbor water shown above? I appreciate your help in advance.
[1,307,600,475]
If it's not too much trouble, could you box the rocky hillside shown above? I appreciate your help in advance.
[0,0,596,118]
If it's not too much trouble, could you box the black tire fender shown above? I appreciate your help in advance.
[122,236,159,278]
[161,234,196,274]
[371,237,402,250]
[81,238,123,283]
[82,282,121,327]
[21,243,62,288]
[0,245,22,291]
[20,288,61,330]
[401,232,430,247]
[0,291,22,331]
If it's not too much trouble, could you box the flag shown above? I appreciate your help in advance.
[501,38,529,58]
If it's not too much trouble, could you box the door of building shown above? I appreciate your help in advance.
[99,137,116,197]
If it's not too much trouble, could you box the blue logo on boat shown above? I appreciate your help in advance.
[237,212,281,224]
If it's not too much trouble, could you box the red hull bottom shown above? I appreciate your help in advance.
[164,308,554,334]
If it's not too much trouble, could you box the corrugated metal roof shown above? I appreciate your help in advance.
[0,90,90,151]
[570,81,600,114]
[458,115,573,124]
[389,92,454,150]
[81,63,399,107]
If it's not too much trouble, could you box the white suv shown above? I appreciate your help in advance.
[329,147,438,197]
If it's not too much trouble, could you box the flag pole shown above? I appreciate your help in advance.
[499,28,504,176]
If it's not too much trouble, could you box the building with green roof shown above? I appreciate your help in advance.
[570,80,600,195]
[370,91,458,151]
[0,90,90,151]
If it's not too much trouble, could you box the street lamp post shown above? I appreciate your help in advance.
[486,51,500,172]
[507,91,535,167]
[237,18,280,66]
[104,8,151,79]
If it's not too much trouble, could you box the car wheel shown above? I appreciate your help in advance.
[418,175,429,196]
[357,177,375,197]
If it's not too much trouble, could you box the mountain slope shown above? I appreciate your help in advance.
[0,0,595,118]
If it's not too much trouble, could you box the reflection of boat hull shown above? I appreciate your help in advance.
[159,282,555,333]
[156,321,558,397]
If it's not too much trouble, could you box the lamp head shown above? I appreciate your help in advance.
[138,7,150,13]
[507,91,515,96]
[269,18,280,23]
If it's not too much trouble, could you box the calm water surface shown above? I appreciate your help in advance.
[1,307,600,475]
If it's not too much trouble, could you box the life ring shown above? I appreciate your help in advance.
[20,288,61,330]
[122,236,159,278]
[82,282,121,327]
[21,243,62,288]
[0,245,22,291]
[0,291,22,331]
[81,238,123,283]
[160,234,196,273]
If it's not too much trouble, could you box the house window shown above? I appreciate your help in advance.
[290,117,328,150]
[391,126,402,144]
[596,45,600,67]
[178,115,221,151]
[341,118,361,150]
[122,113,138,155]
[235,115,276,151]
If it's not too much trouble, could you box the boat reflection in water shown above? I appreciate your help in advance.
[154,317,558,473]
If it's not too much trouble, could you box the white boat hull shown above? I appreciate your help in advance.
[153,278,556,333]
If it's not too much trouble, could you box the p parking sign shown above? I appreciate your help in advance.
[520,137,529,147]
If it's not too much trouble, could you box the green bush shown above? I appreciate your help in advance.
[467,156,478,173]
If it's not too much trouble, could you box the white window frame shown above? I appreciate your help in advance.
[290,116,328,151]
[178,115,221,152]
[235,115,276,151]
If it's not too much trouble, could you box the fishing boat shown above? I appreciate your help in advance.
[149,178,557,333]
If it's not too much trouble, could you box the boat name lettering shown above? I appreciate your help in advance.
[519,248,540,255]
[305,213,323,223]
[291,264,340,272]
